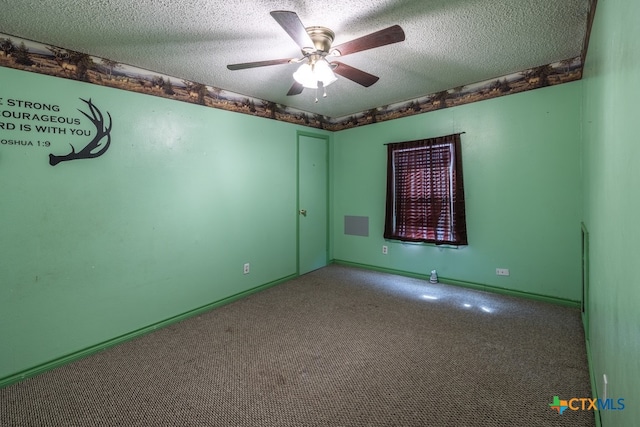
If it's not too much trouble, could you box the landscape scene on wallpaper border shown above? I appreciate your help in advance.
[328,57,582,130]
[0,34,326,128]
[0,33,582,131]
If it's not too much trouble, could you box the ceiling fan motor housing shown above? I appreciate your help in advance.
[305,26,335,53]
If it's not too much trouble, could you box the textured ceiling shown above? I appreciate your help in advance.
[1,0,591,118]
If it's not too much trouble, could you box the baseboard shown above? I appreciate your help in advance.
[0,272,297,389]
[332,259,581,308]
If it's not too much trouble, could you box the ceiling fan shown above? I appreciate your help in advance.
[227,11,405,101]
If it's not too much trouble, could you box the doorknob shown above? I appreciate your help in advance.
[299,209,307,216]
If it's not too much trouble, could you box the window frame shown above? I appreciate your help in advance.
[383,133,468,246]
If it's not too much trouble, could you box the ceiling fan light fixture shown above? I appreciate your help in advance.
[293,63,317,88]
[293,58,337,89]
[314,59,338,87]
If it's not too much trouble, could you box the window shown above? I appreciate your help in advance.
[384,133,467,245]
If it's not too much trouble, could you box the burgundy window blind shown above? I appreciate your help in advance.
[384,133,467,245]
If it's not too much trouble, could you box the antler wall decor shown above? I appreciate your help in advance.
[49,98,113,166]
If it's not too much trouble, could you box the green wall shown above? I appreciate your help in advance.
[581,0,640,425]
[5,10,637,419]
[332,82,583,302]
[0,66,328,382]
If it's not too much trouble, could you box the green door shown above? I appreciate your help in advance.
[297,133,328,275]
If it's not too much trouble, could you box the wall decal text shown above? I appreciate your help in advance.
[0,96,113,165]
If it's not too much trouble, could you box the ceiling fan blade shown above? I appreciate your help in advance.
[227,58,293,70]
[286,82,304,96]
[332,62,379,87]
[330,25,405,56]
[270,11,315,49]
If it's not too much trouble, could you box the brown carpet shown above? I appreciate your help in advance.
[0,264,594,426]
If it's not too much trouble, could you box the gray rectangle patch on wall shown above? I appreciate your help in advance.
[344,216,369,237]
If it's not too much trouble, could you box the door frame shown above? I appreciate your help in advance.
[581,222,590,340]
[296,130,331,275]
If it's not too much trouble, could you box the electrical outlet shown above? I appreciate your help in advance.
[382,245,388,254]
[496,268,510,276]
[243,263,250,274]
